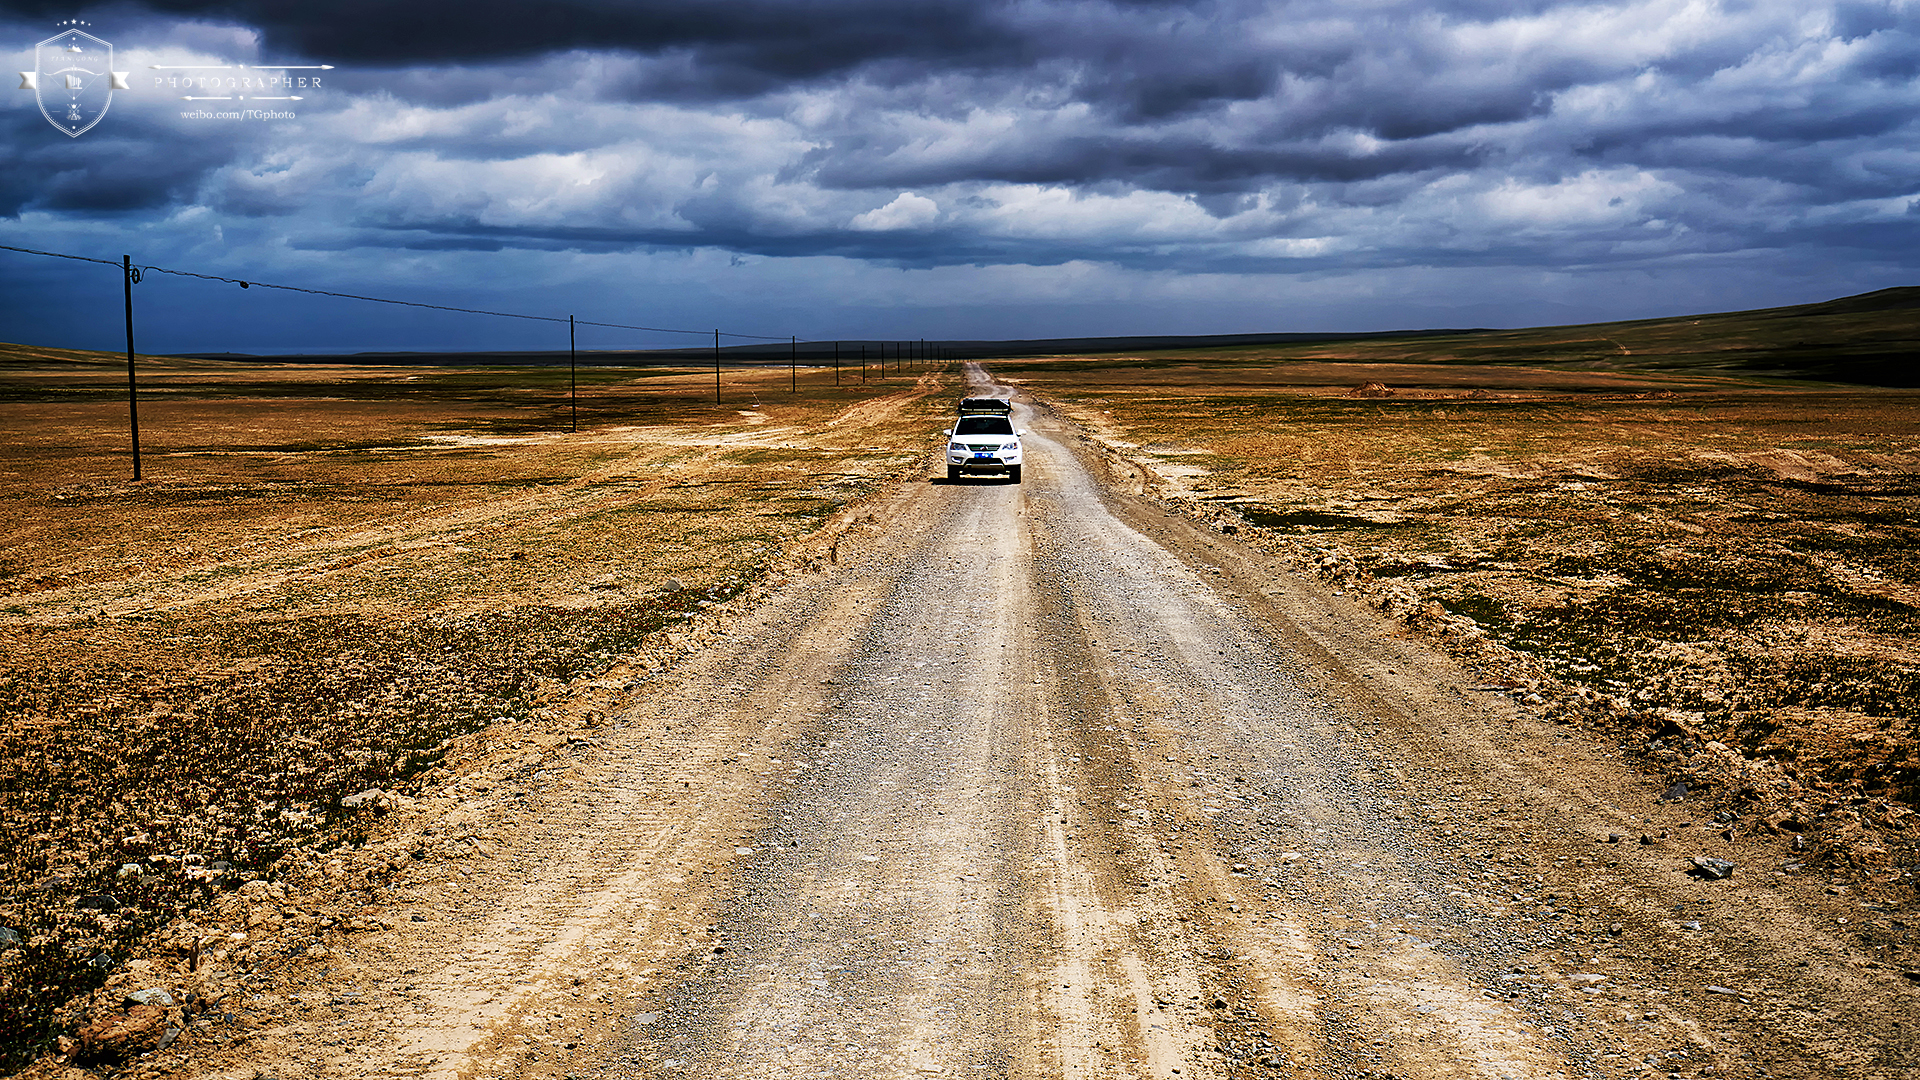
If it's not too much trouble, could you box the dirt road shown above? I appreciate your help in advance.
[178,371,1915,1080]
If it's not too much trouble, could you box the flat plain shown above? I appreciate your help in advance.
[1,328,1916,1079]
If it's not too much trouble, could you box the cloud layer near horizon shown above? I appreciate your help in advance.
[4,0,1918,350]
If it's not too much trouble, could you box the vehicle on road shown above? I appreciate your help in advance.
[944,399,1023,482]
[956,397,1012,417]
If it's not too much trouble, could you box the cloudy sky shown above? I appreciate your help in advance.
[3,0,1917,354]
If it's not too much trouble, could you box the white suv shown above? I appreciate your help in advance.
[945,402,1023,483]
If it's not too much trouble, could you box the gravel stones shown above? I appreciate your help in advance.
[122,987,176,1008]
[1687,856,1736,880]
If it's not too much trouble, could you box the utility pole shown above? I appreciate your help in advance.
[123,255,141,481]
[714,329,721,404]
[569,314,577,433]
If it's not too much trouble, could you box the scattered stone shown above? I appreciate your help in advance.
[73,1004,172,1064]
[1662,781,1690,802]
[0,927,20,950]
[1688,857,1736,880]
[116,862,143,879]
[123,987,176,1008]
[1607,834,1623,844]
[75,894,119,912]
[340,788,388,811]
[1568,973,1608,986]
[1704,985,1741,997]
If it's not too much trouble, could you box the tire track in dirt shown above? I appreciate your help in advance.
[1012,403,1573,1080]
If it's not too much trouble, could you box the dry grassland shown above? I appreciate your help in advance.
[1002,356,1920,883]
[0,351,956,1066]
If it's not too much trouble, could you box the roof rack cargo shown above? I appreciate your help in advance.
[957,397,1012,415]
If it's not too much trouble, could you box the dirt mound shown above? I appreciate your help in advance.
[1346,381,1394,398]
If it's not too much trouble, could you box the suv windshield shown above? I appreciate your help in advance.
[954,416,1015,436]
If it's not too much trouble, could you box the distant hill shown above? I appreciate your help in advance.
[162,327,1482,368]
[7,286,1917,386]
[1774,286,1920,318]
[1081,287,1920,387]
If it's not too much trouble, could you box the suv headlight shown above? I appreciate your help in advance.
[1003,442,1021,452]
[949,442,965,451]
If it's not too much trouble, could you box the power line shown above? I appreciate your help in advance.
[0,242,788,341]
[0,242,120,268]
[4,240,958,481]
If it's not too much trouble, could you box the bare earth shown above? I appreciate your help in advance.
[6,360,1917,1079]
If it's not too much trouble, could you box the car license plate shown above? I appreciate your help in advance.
[973,452,993,459]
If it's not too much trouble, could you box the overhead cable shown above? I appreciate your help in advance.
[0,242,789,341]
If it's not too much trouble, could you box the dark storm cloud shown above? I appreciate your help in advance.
[0,109,236,215]
[28,0,1027,75]
[801,129,1487,194]
[14,0,1590,141]
[25,2,1910,199]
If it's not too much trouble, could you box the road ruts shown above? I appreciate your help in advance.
[598,375,1576,1080]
